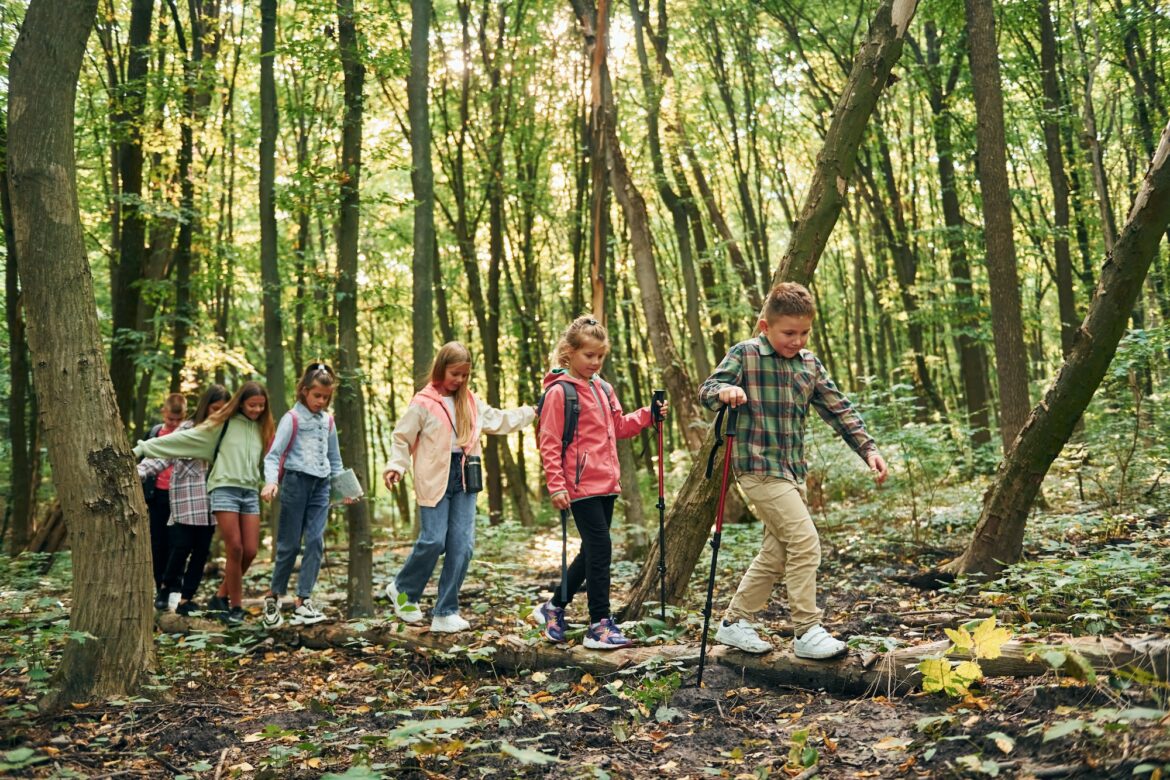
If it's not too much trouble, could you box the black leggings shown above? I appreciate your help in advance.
[146,489,172,589]
[163,524,215,600]
[551,495,616,624]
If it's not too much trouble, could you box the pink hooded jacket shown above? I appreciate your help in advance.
[539,370,652,502]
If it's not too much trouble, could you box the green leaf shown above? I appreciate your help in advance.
[655,704,683,723]
[985,731,1014,754]
[1043,719,1085,742]
[499,741,559,765]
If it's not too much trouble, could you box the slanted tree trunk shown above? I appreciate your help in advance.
[7,0,155,708]
[965,0,1031,452]
[622,0,919,619]
[409,0,435,388]
[945,119,1170,576]
[337,0,373,617]
[259,0,287,419]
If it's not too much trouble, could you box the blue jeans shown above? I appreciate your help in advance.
[395,454,477,617]
[269,470,331,598]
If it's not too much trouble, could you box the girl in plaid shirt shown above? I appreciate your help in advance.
[137,385,231,615]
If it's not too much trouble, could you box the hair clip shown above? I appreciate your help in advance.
[583,318,599,326]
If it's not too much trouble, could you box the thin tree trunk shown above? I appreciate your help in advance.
[964,0,1031,452]
[947,119,1170,575]
[622,0,919,618]
[409,0,435,388]
[259,0,287,418]
[8,0,155,708]
[336,0,372,617]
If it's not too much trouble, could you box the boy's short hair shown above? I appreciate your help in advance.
[163,393,188,415]
[761,282,815,322]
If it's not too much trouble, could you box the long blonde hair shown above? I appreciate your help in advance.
[551,315,610,369]
[204,381,276,466]
[430,342,474,448]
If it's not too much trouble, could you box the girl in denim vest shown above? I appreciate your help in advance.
[382,342,534,633]
[259,364,358,628]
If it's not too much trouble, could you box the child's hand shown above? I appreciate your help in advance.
[383,469,402,489]
[341,496,359,505]
[867,452,889,486]
[261,483,279,502]
[550,491,571,511]
[654,399,670,418]
[718,386,748,408]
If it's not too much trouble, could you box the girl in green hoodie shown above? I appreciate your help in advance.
[134,381,274,625]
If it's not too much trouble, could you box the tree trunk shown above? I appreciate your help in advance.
[337,0,373,617]
[409,0,435,389]
[7,0,155,708]
[946,119,1170,576]
[622,0,919,619]
[964,0,1031,452]
[2,112,37,553]
[920,21,992,448]
[259,0,287,418]
[1037,0,1079,358]
[109,0,154,424]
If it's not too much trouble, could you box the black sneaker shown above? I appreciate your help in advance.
[206,594,229,615]
[225,606,245,626]
[154,589,169,611]
[176,600,199,617]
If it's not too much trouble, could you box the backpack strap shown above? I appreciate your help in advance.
[210,417,231,471]
[557,382,579,458]
[277,411,300,482]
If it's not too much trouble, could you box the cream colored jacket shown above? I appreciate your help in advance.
[385,385,535,507]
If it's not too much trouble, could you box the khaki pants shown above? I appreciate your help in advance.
[723,474,822,635]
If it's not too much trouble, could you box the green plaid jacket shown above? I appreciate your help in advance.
[699,335,876,482]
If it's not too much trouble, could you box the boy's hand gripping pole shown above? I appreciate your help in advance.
[652,389,667,623]
[697,403,740,688]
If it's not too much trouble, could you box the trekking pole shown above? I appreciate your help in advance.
[652,389,667,624]
[560,508,570,604]
[697,403,740,688]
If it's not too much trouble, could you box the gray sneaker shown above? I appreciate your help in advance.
[714,619,773,654]
[289,598,327,626]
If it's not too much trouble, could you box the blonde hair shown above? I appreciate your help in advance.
[761,282,815,322]
[551,316,610,369]
[204,381,276,468]
[430,342,474,449]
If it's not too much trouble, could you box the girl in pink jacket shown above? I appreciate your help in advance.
[382,342,534,633]
[531,316,668,650]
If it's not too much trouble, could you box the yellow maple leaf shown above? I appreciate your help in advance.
[919,657,983,696]
[946,617,1011,660]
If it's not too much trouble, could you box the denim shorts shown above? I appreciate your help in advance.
[209,486,260,514]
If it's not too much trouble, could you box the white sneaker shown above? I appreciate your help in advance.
[289,598,327,626]
[166,592,181,612]
[714,619,773,654]
[430,613,471,633]
[386,580,423,624]
[793,625,847,659]
[261,596,284,628]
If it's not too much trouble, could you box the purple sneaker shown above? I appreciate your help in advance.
[530,601,568,644]
[583,618,633,650]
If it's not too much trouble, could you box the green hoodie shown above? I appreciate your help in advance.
[133,414,265,493]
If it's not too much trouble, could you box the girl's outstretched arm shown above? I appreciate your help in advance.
[132,423,219,462]
[609,389,653,440]
[477,399,535,436]
[384,403,425,482]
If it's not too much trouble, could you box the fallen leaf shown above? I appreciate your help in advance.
[872,736,912,751]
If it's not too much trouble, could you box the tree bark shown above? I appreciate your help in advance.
[7,0,155,707]
[259,0,287,418]
[337,0,373,617]
[409,0,435,389]
[622,0,919,619]
[946,119,1170,576]
[109,0,154,424]
[964,0,1032,453]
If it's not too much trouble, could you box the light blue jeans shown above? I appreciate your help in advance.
[269,470,331,599]
[395,454,477,617]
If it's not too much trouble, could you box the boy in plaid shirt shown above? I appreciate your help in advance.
[699,282,888,659]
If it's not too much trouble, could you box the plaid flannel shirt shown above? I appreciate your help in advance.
[138,422,214,527]
[699,335,876,482]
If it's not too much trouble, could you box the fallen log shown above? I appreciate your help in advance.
[155,613,1170,694]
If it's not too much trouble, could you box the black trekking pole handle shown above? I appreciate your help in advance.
[652,389,667,623]
[697,403,740,687]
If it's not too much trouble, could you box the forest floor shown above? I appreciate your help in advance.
[2,466,1169,779]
